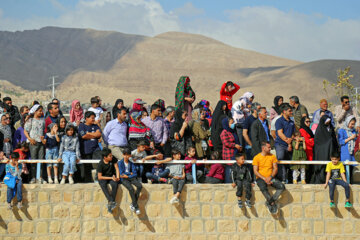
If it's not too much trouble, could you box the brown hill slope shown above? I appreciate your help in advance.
[58,31,300,109]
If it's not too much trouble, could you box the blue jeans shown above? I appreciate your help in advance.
[328,179,350,201]
[46,147,59,168]
[224,165,232,183]
[146,169,170,182]
[275,144,292,183]
[7,180,23,203]
[62,151,77,176]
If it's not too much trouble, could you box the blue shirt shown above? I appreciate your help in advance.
[275,116,295,147]
[312,109,335,127]
[243,115,257,141]
[260,119,270,142]
[78,123,101,154]
[103,119,128,147]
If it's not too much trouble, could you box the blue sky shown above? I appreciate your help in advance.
[0,0,359,61]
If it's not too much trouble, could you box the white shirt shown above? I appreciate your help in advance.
[271,115,281,131]
[87,107,103,121]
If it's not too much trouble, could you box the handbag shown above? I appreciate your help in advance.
[4,172,17,189]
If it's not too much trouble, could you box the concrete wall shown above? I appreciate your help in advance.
[0,183,360,240]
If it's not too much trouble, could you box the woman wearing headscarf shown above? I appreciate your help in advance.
[12,113,29,149]
[169,108,193,156]
[130,98,147,115]
[299,116,314,161]
[190,108,211,159]
[220,117,242,183]
[312,115,339,184]
[210,100,229,152]
[270,96,283,124]
[338,115,357,182]
[69,100,84,126]
[175,76,196,121]
[128,111,153,151]
[112,99,124,119]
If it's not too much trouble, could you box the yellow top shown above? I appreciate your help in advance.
[252,153,278,178]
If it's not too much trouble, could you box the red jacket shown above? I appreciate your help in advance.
[184,156,202,174]
[299,128,314,161]
[206,164,224,180]
[220,82,240,110]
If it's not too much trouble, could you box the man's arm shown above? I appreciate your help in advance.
[277,129,292,145]
[243,129,252,146]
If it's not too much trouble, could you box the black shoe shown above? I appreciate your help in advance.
[270,203,278,214]
[245,200,252,208]
[107,203,112,213]
[266,202,272,214]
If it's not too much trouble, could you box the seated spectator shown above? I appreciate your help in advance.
[253,142,285,214]
[204,151,224,184]
[118,148,142,215]
[190,108,210,159]
[97,148,119,213]
[324,152,352,208]
[231,153,252,208]
[167,149,186,204]
[145,150,169,183]
[13,141,30,182]
[5,152,22,209]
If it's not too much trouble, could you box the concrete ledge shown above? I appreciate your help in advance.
[1,184,360,239]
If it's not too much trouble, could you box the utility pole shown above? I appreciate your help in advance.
[48,76,60,99]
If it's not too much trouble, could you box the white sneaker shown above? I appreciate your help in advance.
[135,209,141,215]
[48,178,53,184]
[29,178,36,184]
[60,178,66,185]
[69,176,74,184]
[169,196,178,204]
[17,202,22,209]
[130,204,135,212]
[173,198,179,204]
[54,178,59,184]
[40,179,47,184]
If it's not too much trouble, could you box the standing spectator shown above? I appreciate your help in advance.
[2,97,20,127]
[103,108,128,160]
[198,100,213,119]
[44,103,60,133]
[253,142,285,214]
[0,114,7,179]
[232,92,254,146]
[289,96,308,130]
[210,100,229,152]
[299,117,314,161]
[251,107,271,158]
[41,123,60,184]
[220,81,240,110]
[291,131,307,184]
[243,104,260,159]
[13,105,29,131]
[118,148,142,215]
[70,100,84,126]
[0,113,12,157]
[50,98,63,116]
[128,111,153,150]
[58,125,81,185]
[88,97,104,125]
[142,104,168,152]
[312,99,335,128]
[163,106,175,157]
[269,96,283,125]
[112,99,124,119]
[24,104,45,184]
[153,99,166,113]
[130,98,147,115]
[78,111,102,182]
[220,117,242,183]
[338,115,357,183]
[175,76,196,121]
[190,108,210,159]
[335,96,360,131]
[312,115,339,184]
[275,103,295,183]
[97,148,119,213]
[169,109,193,156]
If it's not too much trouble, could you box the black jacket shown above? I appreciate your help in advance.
[251,119,271,157]
[231,163,252,182]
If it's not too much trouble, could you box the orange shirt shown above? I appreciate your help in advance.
[252,153,278,178]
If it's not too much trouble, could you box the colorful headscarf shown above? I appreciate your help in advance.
[199,100,212,118]
[175,76,195,110]
[132,98,145,112]
[70,100,84,123]
[344,115,356,155]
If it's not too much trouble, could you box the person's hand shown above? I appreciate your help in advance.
[57,158,62,163]
[0,152,4,160]
[173,176,179,180]
[29,138,36,145]
[287,145,293,152]
[231,183,236,188]
[112,175,117,181]
[285,138,292,144]
[191,159,196,164]
[155,161,162,165]
[265,177,272,185]
[251,183,255,187]
[4,138,10,143]
[235,144,242,151]
[183,120,188,128]
[323,183,328,189]
[141,158,146,163]
[15,161,19,167]
[76,159,80,163]
[150,142,155,149]
[160,143,165,147]
[76,120,80,126]
[351,134,357,140]
[122,174,129,178]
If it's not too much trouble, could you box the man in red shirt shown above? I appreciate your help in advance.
[220,81,240,110]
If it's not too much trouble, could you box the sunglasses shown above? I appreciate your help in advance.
[344,101,350,104]
[305,121,311,123]
[2,117,9,120]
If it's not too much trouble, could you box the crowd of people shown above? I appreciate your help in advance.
[0,76,358,214]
